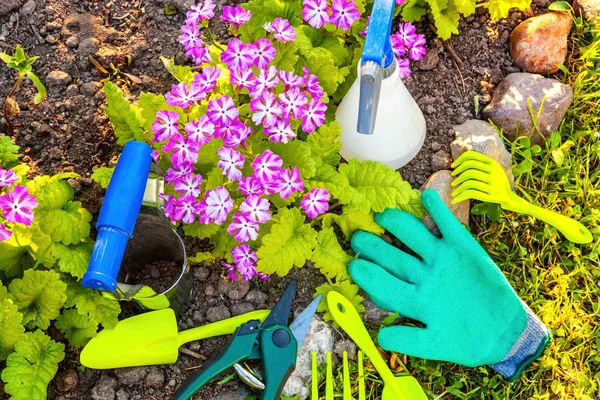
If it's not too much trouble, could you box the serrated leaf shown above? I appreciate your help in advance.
[306,121,342,167]
[204,167,227,190]
[0,136,20,169]
[397,189,426,219]
[188,251,216,264]
[257,208,318,276]
[91,167,114,189]
[209,229,238,263]
[484,0,532,21]
[65,282,120,329]
[305,164,353,202]
[37,202,92,246]
[1,330,65,400]
[401,0,428,21]
[104,81,145,145]
[183,222,220,240]
[272,41,299,72]
[0,227,33,278]
[259,140,317,179]
[55,309,98,347]
[8,270,67,330]
[427,0,460,40]
[51,241,94,280]
[298,47,342,96]
[338,159,417,213]
[314,281,364,326]
[0,298,26,361]
[238,0,303,42]
[160,56,196,85]
[311,227,352,281]
[453,0,476,15]
[28,177,73,210]
[322,208,384,239]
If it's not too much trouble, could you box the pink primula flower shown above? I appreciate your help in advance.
[186,0,216,24]
[397,57,411,78]
[193,66,220,93]
[163,134,201,168]
[230,68,255,89]
[161,194,178,224]
[185,116,214,145]
[302,0,330,29]
[223,122,252,148]
[220,5,252,27]
[390,33,408,59]
[165,164,194,185]
[265,118,296,144]
[330,0,360,30]
[179,24,202,51]
[279,87,307,120]
[302,67,325,99]
[260,175,281,196]
[152,110,180,143]
[231,244,258,275]
[250,92,282,128]
[217,147,245,182]
[278,70,304,88]
[221,38,255,71]
[249,66,279,97]
[269,18,296,42]
[252,150,283,183]
[166,82,206,108]
[0,223,11,241]
[0,169,18,188]
[240,195,271,223]
[276,168,305,199]
[396,22,419,48]
[300,188,330,219]
[174,173,203,198]
[409,34,427,61]
[174,195,203,224]
[0,185,37,225]
[225,262,238,280]
[203,186,234,225]
[300,99,327,133]
[238,177,264,196]
[207,96,239,126]
[250,38,276,69]
[186,46,212,66]
[227,213,259,242]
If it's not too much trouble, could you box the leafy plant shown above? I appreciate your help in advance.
[398,0,532,39]
[0,138,119,400]
[0,45,47,133]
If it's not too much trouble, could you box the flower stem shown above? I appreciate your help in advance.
[3,73,24,133]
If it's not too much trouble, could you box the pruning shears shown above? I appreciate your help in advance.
[170,281,320,400]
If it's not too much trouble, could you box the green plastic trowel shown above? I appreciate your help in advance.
[81,308,270,369]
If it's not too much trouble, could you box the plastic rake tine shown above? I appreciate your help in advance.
[343,352,351,400]
[312,352,319,400]
[452,150,494,167]
[452,158,493,175]
[358,351,365,400]
[451,169,492,186]
[451,181,492,197]
[326,352,334,400]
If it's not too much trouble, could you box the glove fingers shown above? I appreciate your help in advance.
[348,259,423,321]
[351,230,425,284]
[378,326,440,361]
[375,208,440,262]
[421,188,469,240]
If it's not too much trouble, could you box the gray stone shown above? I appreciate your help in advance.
[144,367,165,388]
[334,340,357,361]
[154,0,195,12]
[415,49,439,71]
[364,296,397,326]
[78,37,100,57]
[115,389,129,400]
[81,81,102,96]
[20,0,35,16]
[193,266,210,281]
[91,375,117,400]
[192,310,203,323]
[481,73,573,144]
[206,304,231,322]
[451,119,514,187]
[113,367,147,386]
[46,20,62,31]
[46,70,72,88]
[245,289,268,306]
[231,302,254,316]
[420,171,471,234]
[55,369,78,392]
[282,318,334,400]
[0,0,22,16]
[218,278,250,300]
[431,149,452,171]
[66,84,79,97]
[66,36,80,48]
[573,0,600,24]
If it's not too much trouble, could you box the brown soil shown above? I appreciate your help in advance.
[128,259,183,294]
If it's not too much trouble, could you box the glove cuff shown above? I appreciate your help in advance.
[488,304,550,381]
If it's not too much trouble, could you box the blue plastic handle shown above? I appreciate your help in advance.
[82,141,152,292]
[361,0,395,68]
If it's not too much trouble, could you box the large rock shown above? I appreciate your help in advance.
[0,0,22,16]
[482,73,573,144]
[509,12,572,74]
[420,171,470,235]
[451,120,514,187]
[573,0,600,24]
[282,318,334,400]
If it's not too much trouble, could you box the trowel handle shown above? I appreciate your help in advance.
[82,141,152,292]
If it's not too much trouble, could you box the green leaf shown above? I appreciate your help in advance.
[55,309,98,347]
[311,227,352,281]
[188,251,216,264]
[306,121,342,167]
[0,135,20,169]
[183,222,220,240]
[401,0,428,22]
[1,330,65,400]
[65,282,120,329]
[160,56,196,84]
[322,208,384,239]
[548,1,571,11]
[0,227,33,278]
[484,0,532,21]
[305,164,353,203]
[91,167,114,189]
[338,159,417,213]
[397,189,426,219]
[51,241,94,280]
[427,0,460,40]
[299,47,344,96]
[256,208,318,276]
[138,92,169,136]
[104,81,145,145]
[453,0,476,16]
[209,228,238,263]
[8,270,67,330]
[314,281,364,326]
[238,0,303,42]
[0,298,26,361]
[25,71,46,105]
[272,41,299,72]
[260,140,317,179]
[37,201,92,246]
[204,167,227,190]
[29,178,73,211]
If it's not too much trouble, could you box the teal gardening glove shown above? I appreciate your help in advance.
[349,189,550,381]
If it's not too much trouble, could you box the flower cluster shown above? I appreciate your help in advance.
[158,1,332,280]
[302,0,360,30]
[0,168,37,241]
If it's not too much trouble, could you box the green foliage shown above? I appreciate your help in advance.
[310,227,352,280]
[1,330,65,400]
[55,308,98,347]
[91,167,114,189]
[160,56,197,84]
[103,81,146,145]
[315,280,364,325]
[399,0,532,40]
[0,297,26,361]
[0,44,46,105]
[322,208,384,239]
[0,136,20,169]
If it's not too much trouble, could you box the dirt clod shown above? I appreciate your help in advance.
[130,260,182,294]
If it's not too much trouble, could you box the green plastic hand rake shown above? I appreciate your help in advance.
[451,151,593,244]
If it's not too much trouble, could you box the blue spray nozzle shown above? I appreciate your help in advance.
[358,0,396,134]
[82,141,152,292]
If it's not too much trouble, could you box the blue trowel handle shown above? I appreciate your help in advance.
[82,141,152,292]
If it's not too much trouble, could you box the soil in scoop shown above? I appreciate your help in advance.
[130,260,182,294]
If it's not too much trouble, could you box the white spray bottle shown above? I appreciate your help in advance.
[336,0,426,169]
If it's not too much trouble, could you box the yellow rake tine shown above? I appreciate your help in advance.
[451,151,493,168]
[452,159,493,176]
[326,352,334,400]
[452,181,492,198]
[451,169,492,186]
[312,352,319,400]
[358,351,365,400]
[343,352,351,400]
[451,189,493,204]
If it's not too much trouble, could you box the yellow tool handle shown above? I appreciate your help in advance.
[177,310,270,346]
